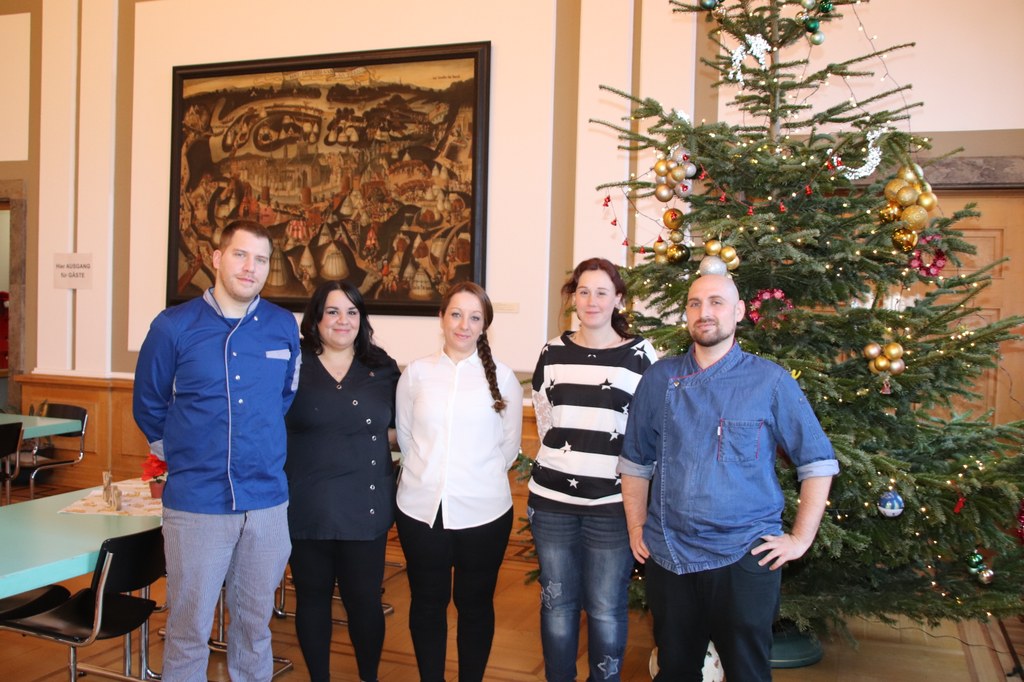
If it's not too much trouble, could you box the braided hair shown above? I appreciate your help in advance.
[440,281,507,414]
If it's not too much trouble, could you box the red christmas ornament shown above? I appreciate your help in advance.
[719,193,727,202]
[778,201,787,213]
[603,195,611,207]
[639,246,646,254]
[610,218,618,226]
[622,239,629,246]
[805,185,813,196]
[1016,499,1024,544]
[953,496,966,514]
[747,206,754,216]
[699,167,708,180]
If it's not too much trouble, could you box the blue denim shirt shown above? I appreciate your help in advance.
[618,343,838,575]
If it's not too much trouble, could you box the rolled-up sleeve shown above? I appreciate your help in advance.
[618,364,666,480]
[773,373,839,482]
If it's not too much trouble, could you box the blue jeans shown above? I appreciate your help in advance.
[528,507,634,682]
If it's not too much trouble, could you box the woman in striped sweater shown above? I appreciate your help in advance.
[528,257,658,682]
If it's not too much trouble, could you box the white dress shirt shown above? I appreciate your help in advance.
[396,349,524,529]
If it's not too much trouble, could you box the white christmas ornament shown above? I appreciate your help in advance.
[699,255,728,276]
[841,128,888,180]
[650,643,723,681]
[728,34,771,84]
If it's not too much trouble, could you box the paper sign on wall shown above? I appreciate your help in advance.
[54,253,93,289]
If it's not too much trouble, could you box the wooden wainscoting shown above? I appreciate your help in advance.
[14,374,151,491]
[11,373,542,503]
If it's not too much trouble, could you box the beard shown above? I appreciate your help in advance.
[689,318,734,347]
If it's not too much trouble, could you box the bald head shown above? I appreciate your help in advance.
[688,274,740,305]
[686,273,744,364]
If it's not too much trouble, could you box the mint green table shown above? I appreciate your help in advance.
[0,486,161,599]
[0,413,81,439]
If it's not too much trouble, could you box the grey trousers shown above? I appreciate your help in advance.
[161,502,291,682]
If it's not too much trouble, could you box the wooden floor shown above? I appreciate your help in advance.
[2,483,1022,681]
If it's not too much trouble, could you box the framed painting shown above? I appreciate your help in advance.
[167,42,490,315]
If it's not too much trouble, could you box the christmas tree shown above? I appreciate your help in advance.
[595,0,1024,636]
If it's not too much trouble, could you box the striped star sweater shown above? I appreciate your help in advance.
[528,331,658,516]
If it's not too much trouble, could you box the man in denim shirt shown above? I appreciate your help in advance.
[619,274,838,681]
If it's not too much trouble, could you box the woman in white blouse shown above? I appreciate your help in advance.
[395,281,523,682]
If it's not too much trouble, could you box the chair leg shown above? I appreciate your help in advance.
[122,630,133,677]
[68,646,78,682]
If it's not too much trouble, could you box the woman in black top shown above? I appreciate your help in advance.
[285,280,399,682]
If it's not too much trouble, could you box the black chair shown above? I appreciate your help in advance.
[0,421,24,505]
[0,526,166,681]
[18,403,88,499]
[0,585,72,619]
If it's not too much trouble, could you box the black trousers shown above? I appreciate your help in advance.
[395,505,513,682]
[289,535,389,682]
[646,550,781,682]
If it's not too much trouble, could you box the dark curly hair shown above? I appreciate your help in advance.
[440,281,507,414]
[561,257,632,339]
[300,280,390,368]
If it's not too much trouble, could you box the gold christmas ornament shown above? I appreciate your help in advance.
[653,239,669,256]
[666,244,688,263]
[917,191,938,211]
[888,358,906,375]
[879,202,903,224]
[668,229,685,243]
[726,255,741,271]
[872,355,891,373]
[654,184,675,202]
[884,178,908,202]
[883,342,904,360]
[896,185,920,208]
[704,239,723,256]
[863,342,882,360]
[891,227,919,253]
[901,205,928,232]
[653,159,671,177]
[663,208,685,230]
[719,245,737,263]
[654,253,669,265]
[669,165,689,184]
[897,163,922,183]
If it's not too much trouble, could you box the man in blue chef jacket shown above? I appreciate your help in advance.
[134,220,300,681]
[619,273,838,681]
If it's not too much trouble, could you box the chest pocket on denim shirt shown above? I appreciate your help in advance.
[717,419,764,463]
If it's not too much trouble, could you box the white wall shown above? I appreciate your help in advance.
[717,0,1024,132]
[129,0,558,372]
[3,0,1024,377]
[0,13,31,162]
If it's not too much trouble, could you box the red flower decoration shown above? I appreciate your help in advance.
[141,453,168,483]
[909,238,947,278]
[747,288,794,327]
